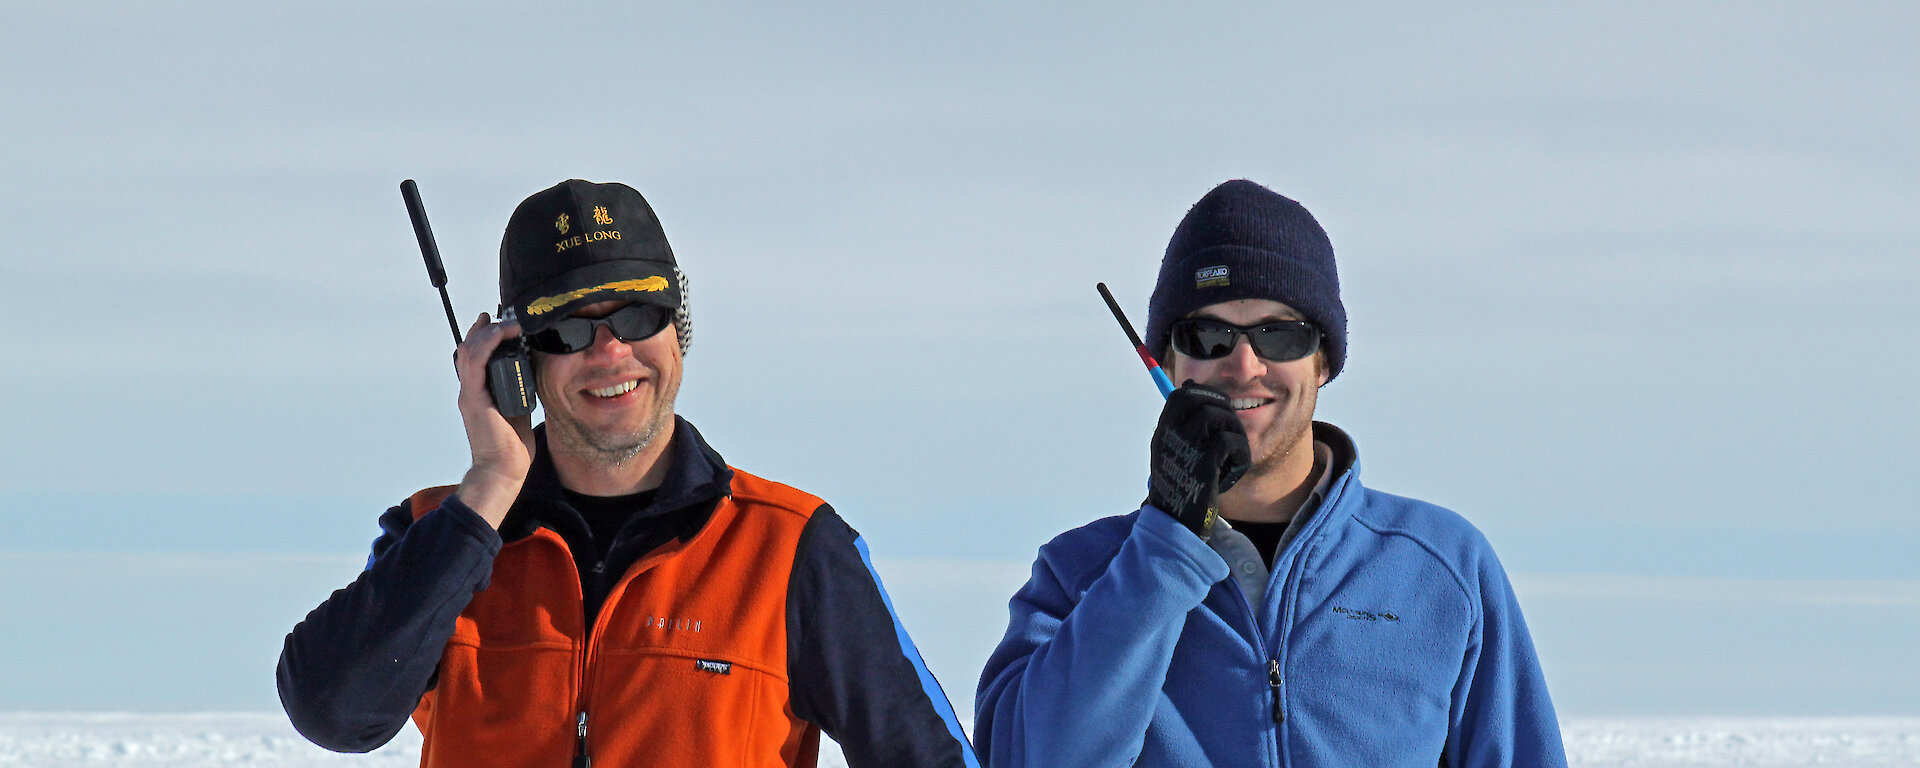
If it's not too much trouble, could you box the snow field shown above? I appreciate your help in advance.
[4,713,1920,767]
[1562,718,1920,767]
[0,713,421,767]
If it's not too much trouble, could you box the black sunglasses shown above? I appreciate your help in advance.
[524,303,671,355]
[1168,318,1321,362]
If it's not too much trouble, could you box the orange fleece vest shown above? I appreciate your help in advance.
[405,469,825,768]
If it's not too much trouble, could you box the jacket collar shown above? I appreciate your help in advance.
[499,416,735,544]
[1313,421,1358,497]
[1279,420,1361,543]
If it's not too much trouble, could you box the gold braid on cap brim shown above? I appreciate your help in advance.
[524,276,670,316]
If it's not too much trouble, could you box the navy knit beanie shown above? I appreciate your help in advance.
[1145,180,1347,381]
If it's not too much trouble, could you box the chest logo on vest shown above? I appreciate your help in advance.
[645,615,704,632]
[695,659,733,675]
[1332,605,1400,622]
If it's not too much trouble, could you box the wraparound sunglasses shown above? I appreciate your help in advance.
[524,303,671,354]
[1168,318,1320,362]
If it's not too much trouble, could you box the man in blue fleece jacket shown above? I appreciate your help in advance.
[974,180,1566,768]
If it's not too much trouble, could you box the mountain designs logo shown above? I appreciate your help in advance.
[1331,605,1401,623]
[1196,265,1230,288]
[695,659,733,675]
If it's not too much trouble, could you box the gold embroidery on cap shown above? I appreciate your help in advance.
[525,276,670,315]
[555,214,571,235]
[592,206,613,226]
[553,228,623,254]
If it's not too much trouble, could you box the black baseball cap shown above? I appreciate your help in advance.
[499,179,681,335]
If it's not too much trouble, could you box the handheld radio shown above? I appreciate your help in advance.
[400,179,537,417]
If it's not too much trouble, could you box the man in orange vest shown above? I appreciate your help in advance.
[278,179,980,768]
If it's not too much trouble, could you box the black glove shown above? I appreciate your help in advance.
[1147,382,1252,540]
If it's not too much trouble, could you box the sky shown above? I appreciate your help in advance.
[2,1,1916,720]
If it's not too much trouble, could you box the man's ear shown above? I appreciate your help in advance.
[1316,351,1330,387]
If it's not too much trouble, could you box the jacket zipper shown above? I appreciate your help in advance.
[573,555,629,768]
[1221,561,1284,761]
[567,537,603,768]
[558,498,716,768]
[1268,659,1284,724]
[1267,538,1315,743]
[572,711,591,768]
[1260,466,1347,764]
[570,534,682,768]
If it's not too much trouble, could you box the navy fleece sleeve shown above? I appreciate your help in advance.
[276,496,502,752]
[786,504,980,768]
[973,506,1230,768]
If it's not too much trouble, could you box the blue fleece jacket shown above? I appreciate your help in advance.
[974,425,1565,768]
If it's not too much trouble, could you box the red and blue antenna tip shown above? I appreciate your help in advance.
[1097,282,1176,399]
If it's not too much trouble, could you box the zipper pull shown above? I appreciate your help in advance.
[573,711,591,768]
[1268,659,1284,724]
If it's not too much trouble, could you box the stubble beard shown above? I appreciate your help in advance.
[1243,386,1318,483]
[546,379,680,469]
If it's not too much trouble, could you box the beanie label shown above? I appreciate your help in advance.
[1195,265,1230,289]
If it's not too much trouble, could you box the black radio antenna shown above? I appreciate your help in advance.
[400,179,465,345]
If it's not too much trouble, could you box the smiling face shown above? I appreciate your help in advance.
[1163,298,1328,476]
[534,300,682,468]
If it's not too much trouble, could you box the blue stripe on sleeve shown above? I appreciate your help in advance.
[851,536,983,768]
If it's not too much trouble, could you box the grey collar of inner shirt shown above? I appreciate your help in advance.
[1210,440,1336,610]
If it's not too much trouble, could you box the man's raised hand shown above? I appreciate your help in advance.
[1147,382,1251,540]
[452,312,536,528]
